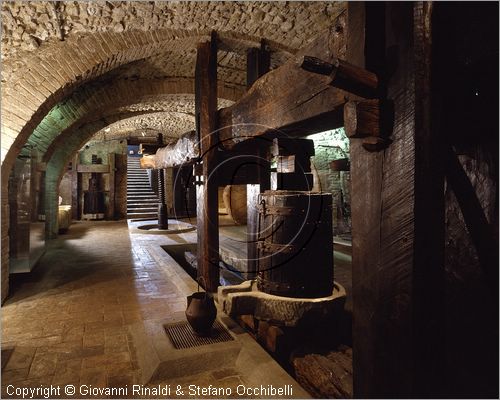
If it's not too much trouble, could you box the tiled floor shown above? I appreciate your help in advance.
[0,220,217,398]
[1,218,347,399]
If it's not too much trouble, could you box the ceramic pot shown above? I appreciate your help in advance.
[185,292,217,336]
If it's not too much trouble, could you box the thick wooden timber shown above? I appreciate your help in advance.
[218,13,347,149]
[195,32,220,292]
[298,55,379,98]
[344,99,380,138]
[143,131,199,169]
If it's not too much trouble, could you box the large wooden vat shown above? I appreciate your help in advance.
[256,190,333,298]
[223,185,247,225]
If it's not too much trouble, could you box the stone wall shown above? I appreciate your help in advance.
[59,171,72,206]
[0,0,347,303]
[308,128,350,235]
[78,139,128,219]
[2,1,345,71]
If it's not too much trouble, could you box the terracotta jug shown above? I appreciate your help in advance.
[185,278,217,336]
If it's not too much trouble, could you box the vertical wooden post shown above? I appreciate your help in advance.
[412,3,445,395]
[349,2,444,397]
[246,41,271,276]
[195,31,219,292]
[246,39,270,89]
[107,153,115,220]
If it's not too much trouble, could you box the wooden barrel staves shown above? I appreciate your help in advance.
[223,185,247,225]
[256,190,333,298]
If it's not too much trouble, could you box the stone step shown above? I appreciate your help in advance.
[127,197,158,204]
[127,190,156,194]
[127,203,158,208]
[127,198,158,202]
[127,197,158,202]
[127,212,158,219]
[127,194,159,199]
[127,207,158,213]
[127,185,152,189]
[127,207,158,211]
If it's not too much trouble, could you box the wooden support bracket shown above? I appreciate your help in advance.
[344,99,393,152]
[299,55,393,152]
[298,55,379,98]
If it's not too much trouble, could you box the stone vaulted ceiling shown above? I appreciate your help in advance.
[0,1,346,182]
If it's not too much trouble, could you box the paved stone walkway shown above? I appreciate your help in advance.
[1,220,244,398]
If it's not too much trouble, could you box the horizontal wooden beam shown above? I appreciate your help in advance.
[140,155,155,169]
[218,13,347,149]
[216,152,270,185]
[298,55,379,98]
[145,131,199,169]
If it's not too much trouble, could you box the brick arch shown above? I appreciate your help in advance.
[38,78,240,163]
[1,74,238,293]
[1,28,278,176]
[88,112,197,143]
[42,95,233,238]
[43,113,180,238]
[44,115,137,239]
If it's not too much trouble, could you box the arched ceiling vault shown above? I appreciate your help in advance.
[1,1,346,185]
[30,77,238,163]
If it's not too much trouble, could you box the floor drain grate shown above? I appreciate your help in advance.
[164,320,234,349]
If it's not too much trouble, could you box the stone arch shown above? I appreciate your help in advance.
[43,92,234,238]
[37,78,240,163]
[2,28,262,173]
[0,0,347,301]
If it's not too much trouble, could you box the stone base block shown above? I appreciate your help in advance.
[129,317,242,384]
[218,280,347,327]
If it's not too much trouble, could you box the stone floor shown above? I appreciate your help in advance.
[1,220,309,399]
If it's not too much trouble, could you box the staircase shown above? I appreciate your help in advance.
[127,157,159,220]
